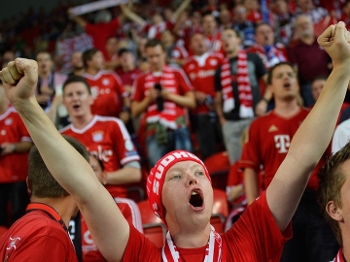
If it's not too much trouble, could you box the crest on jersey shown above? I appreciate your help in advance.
[4,118,13,126]
[92,131,104,142]
[209,59,217,66]
[124,139,134,151]
[102,78,110,86]
[4,236,21,260]
[189,72,196,80]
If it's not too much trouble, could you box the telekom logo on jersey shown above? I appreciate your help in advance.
[152,151,199,195]
[274,135,291,153]
[90,145,113,162]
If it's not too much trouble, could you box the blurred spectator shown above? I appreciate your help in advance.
[1,50,15,69]
[0,82,33,227]
[288,14,331,106]
[183,33,224,160]
[36,51,67,111]
[104,36,120,71]
[246,22,288,69]
[311,75,327,103]
[131,39,195,168]
[161,29,188,68]
[218,8,233,32]
[214,28,267,164]
[82,48,130,124]
[69,8,122,60]
[68,51,84,77]
[60,76,141,199]
[232,4,256,48]
[273,0,294,45]
[294,0,328,24]
[243,0,262,24]
[201,12,224,54]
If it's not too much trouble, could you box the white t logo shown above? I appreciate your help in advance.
[274,135,290,153]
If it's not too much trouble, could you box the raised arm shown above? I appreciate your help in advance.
[171,0,191,21]
[0,59,129,262]
[120,1,146,27]
[266,22,350,232]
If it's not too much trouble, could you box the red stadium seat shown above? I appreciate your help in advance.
[204,151,230,191]
[137,200,166,248]
[211,189,229,233]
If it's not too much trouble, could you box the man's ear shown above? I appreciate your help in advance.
[326,201,343,222]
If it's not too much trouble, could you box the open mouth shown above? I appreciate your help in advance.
[283,83,291,89]
[73,104,80,109]
[189,190,203,208]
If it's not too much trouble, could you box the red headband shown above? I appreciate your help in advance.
[146,150,211,222]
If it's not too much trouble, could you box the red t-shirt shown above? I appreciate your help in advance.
[183,52,223,114]
[0,107,31,183]
[116,67,142,87]
[84,70,126,118]
[85,18,120,59]
[239,108,319,190]
[0,205,77,262]
[122,190,292,261]
[60,115,140,198]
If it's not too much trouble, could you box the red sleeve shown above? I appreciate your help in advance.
[223,191,292,261]
[112,72,127,97]
[227,162,244,186]
[122,225,161,262]
[175,69,193,95]
[131,75,145,102]
[238,121,261,172]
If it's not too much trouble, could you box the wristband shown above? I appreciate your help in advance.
[12,144,17,153]
[122,106,131,113]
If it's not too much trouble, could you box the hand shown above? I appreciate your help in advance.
[255,100,268,116]
[0,143,15,156]
[317,21,350,68]
[0,58,38,106]
[195,91,207,104]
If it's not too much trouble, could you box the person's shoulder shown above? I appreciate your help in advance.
[95,115,124,127]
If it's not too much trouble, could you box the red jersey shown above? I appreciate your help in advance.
[116,67,142,87]
[81,198,143,262]
[0,203,77,262]
[183,52,223,114]
[60,115,140,198]
[84,70,127,118]
[239,108,319,190]
[85,18,120,59]
[204,31,224,55]
[141,20,174,39]
[0,107,31,183]
[122,190,292,261]
[132,66,193,129]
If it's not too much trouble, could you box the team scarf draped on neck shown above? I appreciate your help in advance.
[332,248,346,262]
[161,226,226,262]
[220,50,254,118]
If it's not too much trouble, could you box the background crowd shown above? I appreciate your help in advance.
[2,0,350,261]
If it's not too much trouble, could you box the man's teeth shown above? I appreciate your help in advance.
[192,191,198,195]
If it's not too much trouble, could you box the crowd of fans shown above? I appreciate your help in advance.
[3,0,350,261]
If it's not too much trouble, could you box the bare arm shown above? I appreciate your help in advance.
[0,59,129,262]
[244,168,259,205]
[120,2,146,27]
[163,90,196,109]
[214,91,226,125]
[106,166,141,185]
[131,95,153,117]
[1,141,32,155]
[171,0,191,21]
[266,22,350,232]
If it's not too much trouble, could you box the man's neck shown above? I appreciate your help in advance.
[226,49,239,59]
[170,223,211,248]
[0,103,9,115]
[300,36,314,45]
[71,113,94,129]
[39,71,51,78]
[86,67,99,76]
[30,196,77,228]
[274,98,300,117]
[122,64,135,73]
[74,68,85,76]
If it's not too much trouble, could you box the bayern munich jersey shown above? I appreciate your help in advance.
[239,108,319,189]
[84,70,127,118]
[60,115,140,197]
[183,52,223,114]
[0,107,31,183]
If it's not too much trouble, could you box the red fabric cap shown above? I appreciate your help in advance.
[146,150,211,222]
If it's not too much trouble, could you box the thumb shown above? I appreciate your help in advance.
[15,58,38,86]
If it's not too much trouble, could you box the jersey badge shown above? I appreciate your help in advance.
[5,118,13,126]
[268,125,278,133]
[92,131,104,142]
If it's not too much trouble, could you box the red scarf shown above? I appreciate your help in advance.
[220,50,254,118]
[332,248,346,262]
[162,226,226,262]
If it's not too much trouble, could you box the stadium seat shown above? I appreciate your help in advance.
[204,151,230,191]
[211,189,229,233]
[137,200,166,248]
